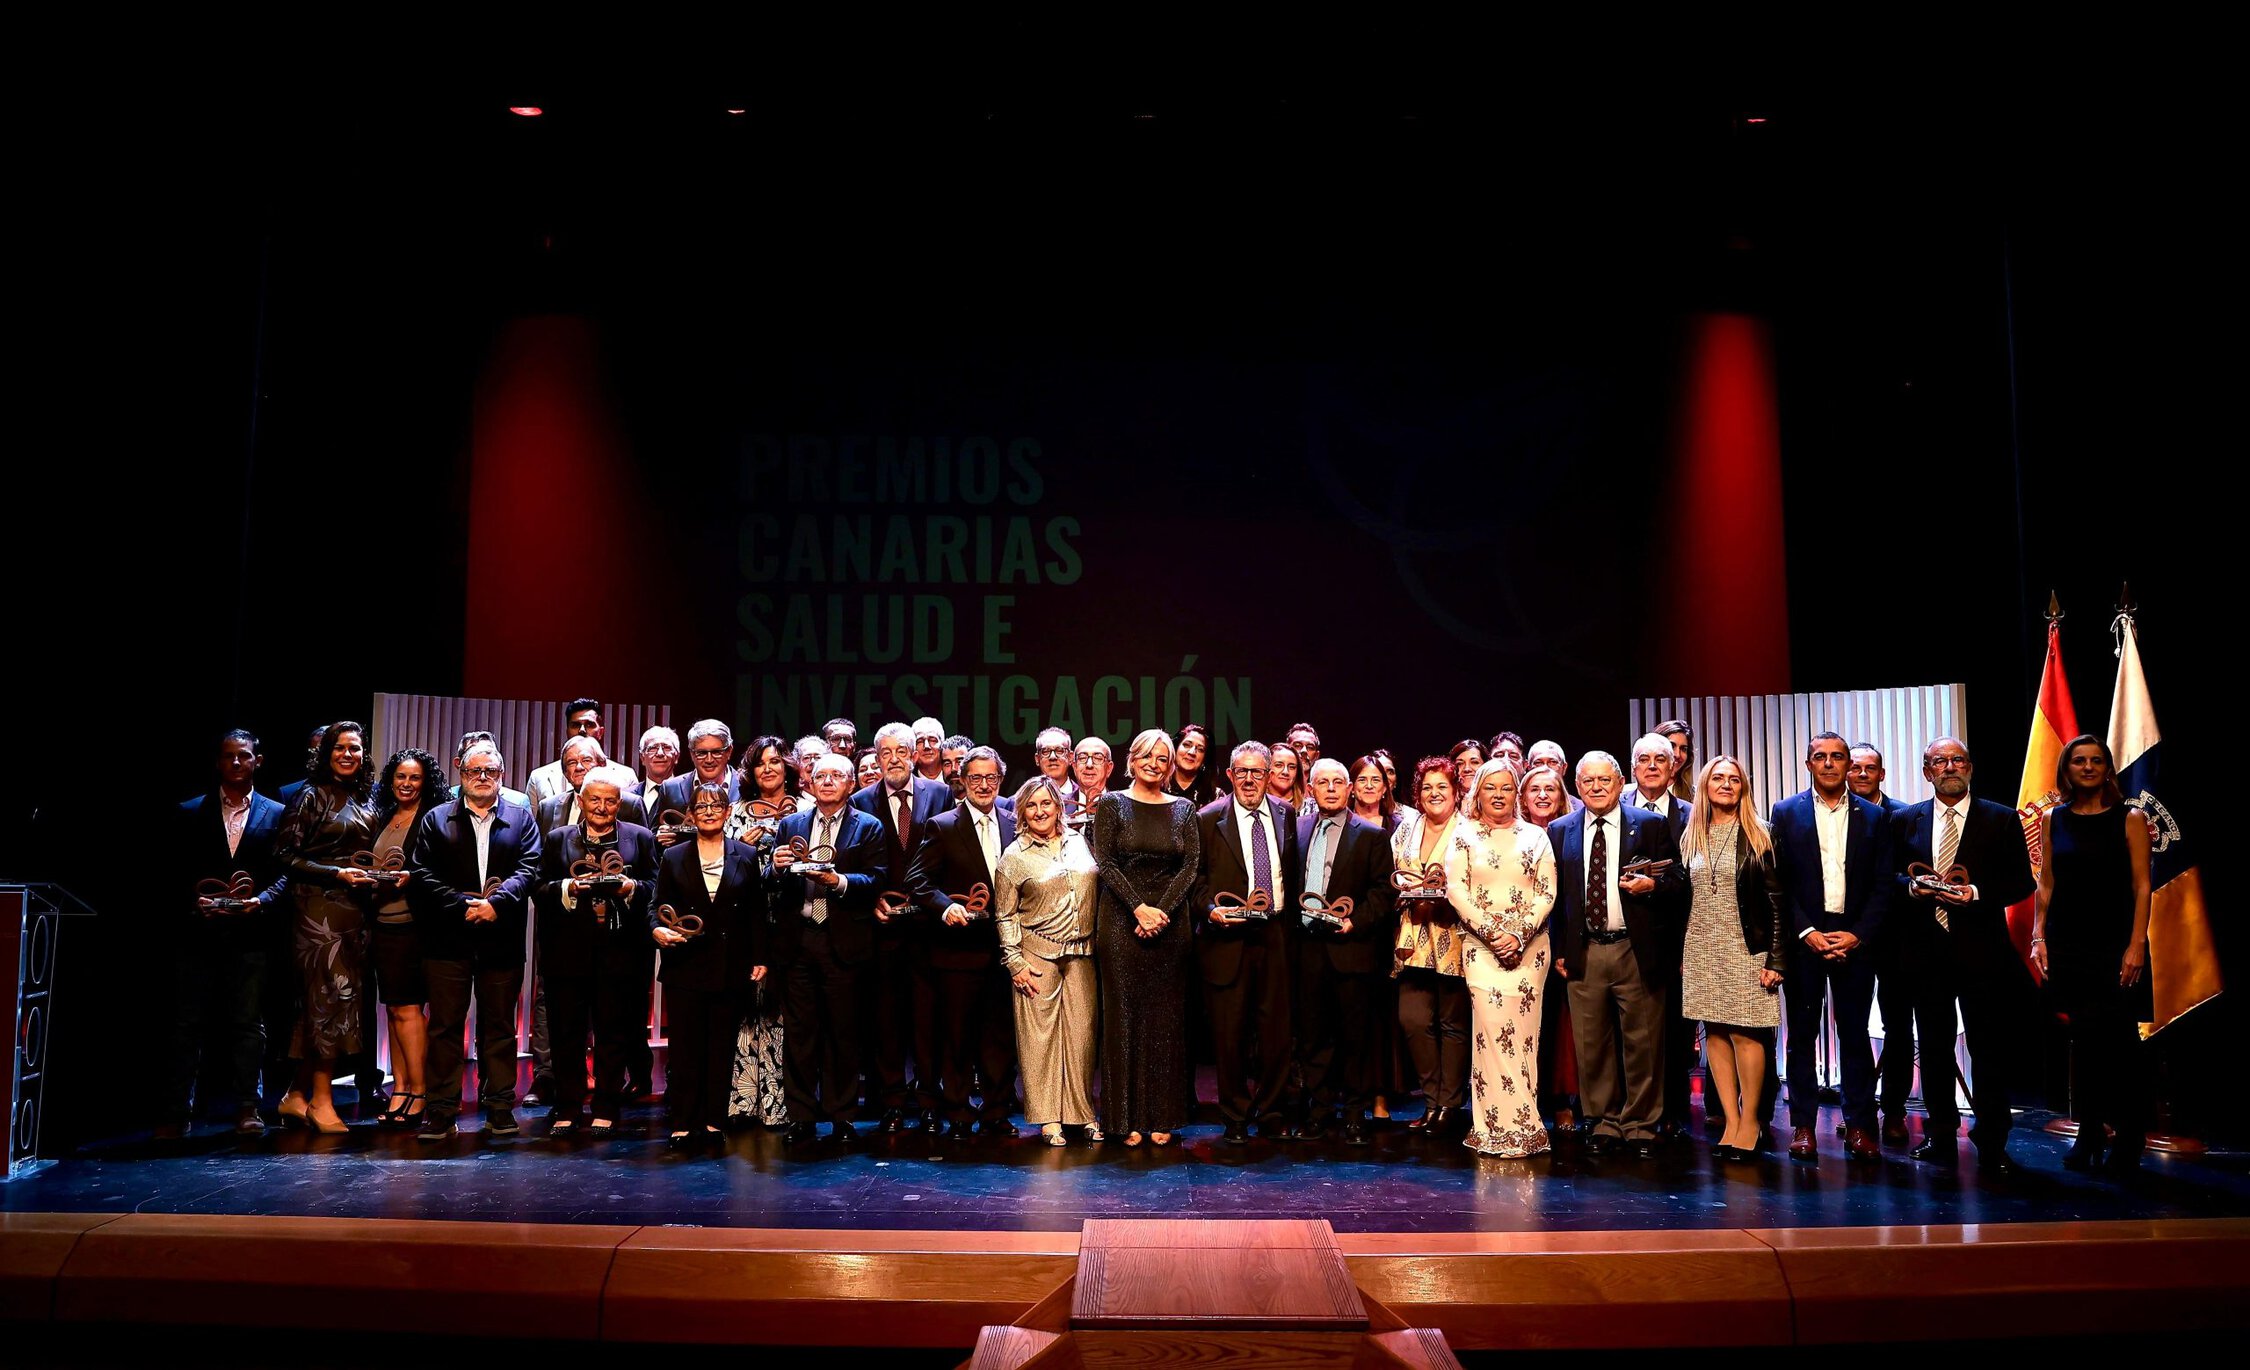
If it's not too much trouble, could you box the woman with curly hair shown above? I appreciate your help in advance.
[367,747,443,1127]
[722,735,796,1128]
[1393,756,1470,1136]
[273,720,379,1133]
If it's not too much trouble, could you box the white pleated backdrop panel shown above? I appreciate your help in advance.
[1627,682,1973,1106]
[369,695,675,1075]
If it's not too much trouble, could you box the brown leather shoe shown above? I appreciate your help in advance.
[1844,1127,1882,1161]
[1880,1118,1909,1146]
[1788,1126,1817,1161]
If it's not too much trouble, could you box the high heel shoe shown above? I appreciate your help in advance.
[277,1093,311,1129]
[306,1104,349,1135]
[1043,1124,1066,1148]
[1082,1125,1107,1145]
[378,1093,425,1129]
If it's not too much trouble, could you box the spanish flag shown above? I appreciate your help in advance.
[2107,612,2222,1037]
[2008,618,2078,974]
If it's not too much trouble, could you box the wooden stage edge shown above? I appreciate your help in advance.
[4,1212,2248,1349]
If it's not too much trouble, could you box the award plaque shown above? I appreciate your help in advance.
[1390,863,1455,923]
[569,848,630,898]
[348,848,410,886]
[196,871,258,917]
[1620,857,1673,881]
[1299,892,1355,930]
[480,876,508,899]
[736,797,791,843]
[1211,888,1274,922]
[1907,862,1971,901]
[655,903,705,938]
[875,890,916,920]
[656,808,698,842]
[946,882,993,921]
[783,835,838,877]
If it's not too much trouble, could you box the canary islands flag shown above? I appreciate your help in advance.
[2108,613,2221,1037]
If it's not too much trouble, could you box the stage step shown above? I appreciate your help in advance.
[1072,1218,1367,1331]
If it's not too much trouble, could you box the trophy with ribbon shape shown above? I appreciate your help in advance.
[655,903,705,939]
[1299,892,1354,931]
[348,848,411,888]
[1389,862,1454,923]
[1211,887,1274,923]
[196,871,259,917]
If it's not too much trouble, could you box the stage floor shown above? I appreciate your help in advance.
[10,1096,2245,1234]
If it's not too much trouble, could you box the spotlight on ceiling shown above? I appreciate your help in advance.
[508,106,544,118]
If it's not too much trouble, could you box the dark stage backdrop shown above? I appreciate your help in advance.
[459,313,1768,778]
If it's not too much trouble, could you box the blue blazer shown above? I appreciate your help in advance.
[407,798,544,967]
[1547,804,1684,983]
[1769,789,1893,947]
[851,776,952,887]
[769,805,886,964]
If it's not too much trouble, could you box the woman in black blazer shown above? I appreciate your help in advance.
[652,781,771,1150]
[534,765,659,1136]
[1676,757,1786,1162]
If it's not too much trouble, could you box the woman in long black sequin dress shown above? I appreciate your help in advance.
[1091,728,1203,1146]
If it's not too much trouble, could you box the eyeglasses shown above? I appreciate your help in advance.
[689,801,729,815]
[691,748,731,760]
[1233,767,1268,779]
[1927,756,1972,770]
[964,775,1002,788]
[1071,751,1107,764]
[1035,746,1070,758]
[462,766,502,780]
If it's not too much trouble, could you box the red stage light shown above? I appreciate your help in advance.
[508,106,544,117]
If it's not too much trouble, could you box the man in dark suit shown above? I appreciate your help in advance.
[533,765,660,1132]
[1194,741,1303,1144]
[445,730,532,810]
[773,751,886,1145]
[656,720,743,830]
[1550,750,1685,1158]
[160,729,291,1138]
[1890,737,2038,1173]
[406,740,543,1141]
[1627,732,1702,1142]
[903,745,1019,1139]
[529,735,649,1105]
[1849,743,1918,1146]
[1288,759,1396,1145]
[1769,731,1894,1163]
[851,720,953,1133]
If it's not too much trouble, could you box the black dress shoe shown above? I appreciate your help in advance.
[1632,1139,1658,1160]
[926,1118,957,1141]
[485,1107,520,1137]
[1289,1116,1333,1142]
[1976,1149,2019,1177]
[1341,1120,1372,1147]
[1712,1144,1744,1162]
[1585,1133,1617,1157]
[415,1112,457,1142]
[1257,1120,1293,1141]
[2063,1139,2104,1172]
[1222,1120,1249,1145]
[781,1121,819,1145]
[1909,1138,1958,1167]
[878,1108,907,1134]
[915,1108,942,1132]
[831,1119,861,1147]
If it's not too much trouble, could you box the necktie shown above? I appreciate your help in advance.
[1306,819,1332,899]
[1934,808,1959,933]
[893,789,912,851]
[1588,815,1610,934]
[809,814,834,924]
[1251,809,1273,904]
[1641,798,1658,812]
[977,813,998,876]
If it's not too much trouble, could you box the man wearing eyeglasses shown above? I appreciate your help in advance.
[447,731,531,809]
[903,746,1020,1139]
[910,717,949,785]
[772,751,885,1146]
[657,720,742,835]
[1770,731,1894,1165]
[1067,738,1114,829]
[1194,741,1305,1144]
[852,721,954,1133]
[526,698,605,815]
[1032,727,1076,801]
[1627,732,1697,1145]
[1889,738,2036,1173]
[407,741,543,1141]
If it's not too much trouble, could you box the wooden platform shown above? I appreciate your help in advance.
[3,1211,2246,1349]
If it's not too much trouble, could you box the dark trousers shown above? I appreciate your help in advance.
[1875,959,1919,1120]
[1912,952,2015,1149]
[1784,944,1877,1132]
[936,961,1018,1124]
[665,983,748,1132]
[1294,954,1381,1117]
[783,923,863,1123]
[424,957,524,1114]
[2067,996,2148,1149]
[165,941,267,1121]
[1396,968,1469,1110]
[1204,932,1293,1125]
[869,938,939,1111]
[1567,938,1667,1141]
[542,945,649,1120]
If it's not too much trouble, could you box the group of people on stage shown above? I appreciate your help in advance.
[165,701,2156,1177]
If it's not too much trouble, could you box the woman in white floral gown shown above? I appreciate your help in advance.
[1445,758,1557,1158]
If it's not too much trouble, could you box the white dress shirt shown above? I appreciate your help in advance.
[1233,800,1282,905]
[1809,790,1851,931]
[1583,806,1625,932]
[1932,792,1980,899]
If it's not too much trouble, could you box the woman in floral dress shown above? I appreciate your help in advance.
[1445,758,1557,1158]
